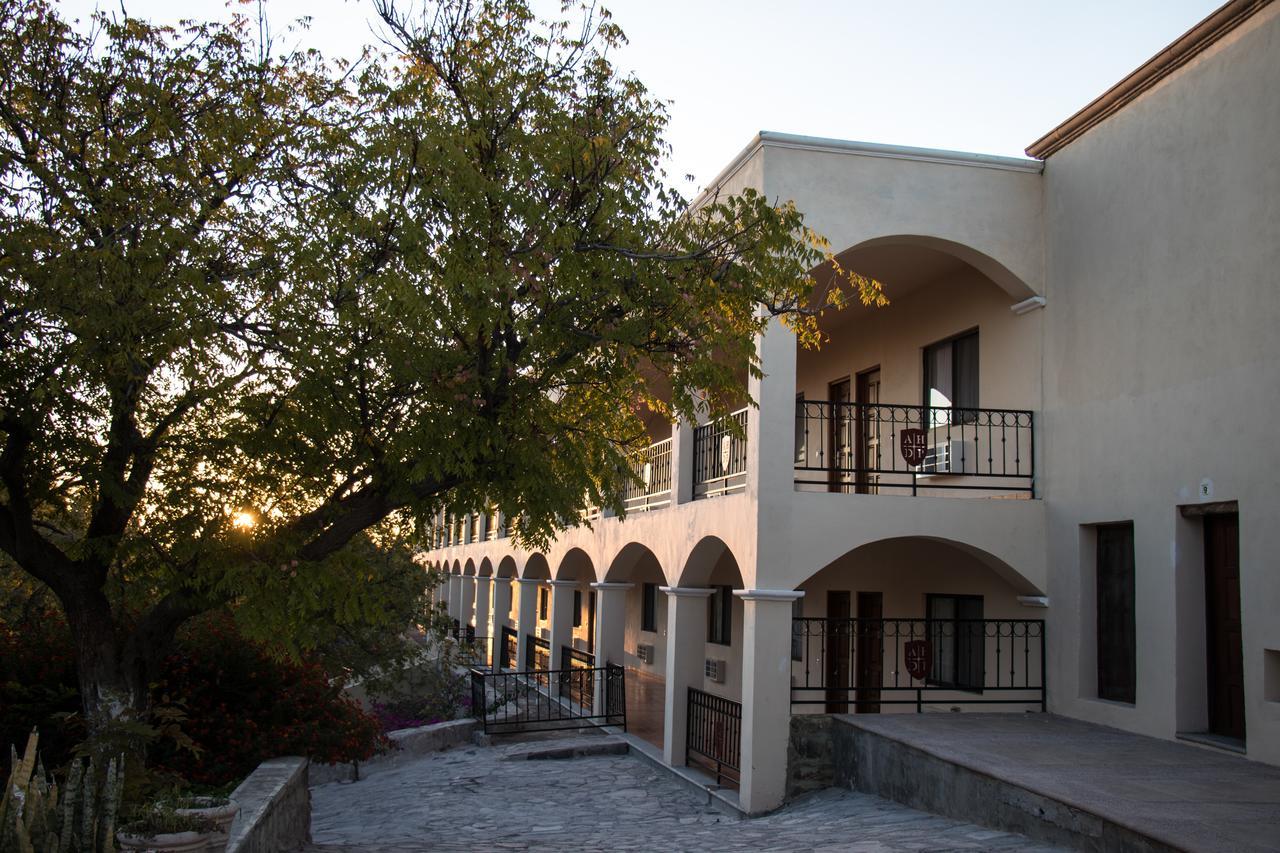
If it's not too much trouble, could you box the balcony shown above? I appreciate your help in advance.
[794,400,1034,497]
[623,437,673,513]
[692,408,749,499]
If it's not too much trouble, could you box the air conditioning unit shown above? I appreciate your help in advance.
[918,439,976,475]
[573,637,589,651]
[705,658,726,683]
[636,644,655,664]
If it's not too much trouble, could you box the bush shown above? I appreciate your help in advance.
[0,603,82,772]
[149,614,387,786]
[366,638,474,734]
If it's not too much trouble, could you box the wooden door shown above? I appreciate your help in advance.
[828,379,852,493]
[825,591,852,713]
[855,592,883,713]
[1205,513,1245,741]
[854,368,881,494]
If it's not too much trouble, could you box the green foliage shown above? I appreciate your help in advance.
[0,730,123,853]
[0,0,883,729]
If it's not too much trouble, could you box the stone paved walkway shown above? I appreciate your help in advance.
[307,734,1064,852]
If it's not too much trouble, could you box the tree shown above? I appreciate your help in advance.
[0,0,881,736]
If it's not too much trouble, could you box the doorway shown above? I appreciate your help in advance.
[855,591,883,713]
[825,591,851,713]
[1204,512,1245,742]
[854,367,881,494]
[828,378,852,493]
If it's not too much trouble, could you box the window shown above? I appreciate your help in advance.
[573,589,582,627]
[791,597,804,661]
[1096,523,1136,703]
[641,583,658,633]
[926,594,984,691]
[794,393,807,463]
[708,585,732,646]
[923,330,979,422]
[538,587,549,620]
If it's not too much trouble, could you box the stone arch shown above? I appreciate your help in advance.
[496,555,518,578]
[555,547,596,582]
[478,557,494,577]
[521,553,551,580]
[604,542,665,584]
[833,234,1038,302]
[676,536,743,588]
[463,558,476,576]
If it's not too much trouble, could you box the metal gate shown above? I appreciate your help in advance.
[471,663,627,735]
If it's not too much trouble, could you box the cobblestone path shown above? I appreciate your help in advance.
[307,736,1064,852]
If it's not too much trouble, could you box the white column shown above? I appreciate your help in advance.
[591,582,633,710]
[748,317,798,572]
[515,579,541,671]
[447,574,462,624]
[661,586,713,766]
[460,575,476,629]
[735,589,804,815]
[491,577,513,668]
[548,580,579,690]
[474,575,492,644]
[670,420,696,505]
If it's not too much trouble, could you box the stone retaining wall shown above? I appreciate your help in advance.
[785,714,835,801]
[226,757,310,853]
[309,718,479,785]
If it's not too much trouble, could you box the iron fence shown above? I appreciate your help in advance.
[470,664,627,735]
[791,617,1045,711]
[794,400,1034,495]
[693,408,749,499]
[525,634,551,672]
[623,438,673,513]
[499,626,518,670]
[560,646,597,709]
[686,688,741,786]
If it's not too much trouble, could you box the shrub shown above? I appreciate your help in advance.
[0,604,82,773]
[149,614,387,786]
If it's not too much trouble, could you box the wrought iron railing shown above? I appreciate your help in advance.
[524,634,551,672]
[794,400,1034,496]
[686,688,741,785]
[499,626,518,670]
[560,646,597,709]
[623,438,673,513]
[790,617,1045,711]
[693,408,749,499]
[470,663,626,735]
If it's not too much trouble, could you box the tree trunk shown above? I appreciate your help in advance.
[63,588,153,734]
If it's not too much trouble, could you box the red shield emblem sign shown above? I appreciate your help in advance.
[905,640,931,681]
[900,428,928,467]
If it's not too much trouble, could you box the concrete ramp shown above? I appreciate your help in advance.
[830,713,1280,853]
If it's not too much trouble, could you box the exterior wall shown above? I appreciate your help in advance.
[1040,3,1280,763]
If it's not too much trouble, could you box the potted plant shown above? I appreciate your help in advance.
[172,795,238,847]
[117,809,219,852]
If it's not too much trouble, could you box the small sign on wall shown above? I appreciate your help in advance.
[900,428,928,467]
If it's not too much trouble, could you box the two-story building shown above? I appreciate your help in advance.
[424,0,1279,816]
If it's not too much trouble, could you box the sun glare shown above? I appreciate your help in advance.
[231,510,257,530]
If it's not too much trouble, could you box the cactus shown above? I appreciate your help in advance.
[1,731,123,853]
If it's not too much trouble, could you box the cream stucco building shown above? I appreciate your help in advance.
[424,0,1280,815]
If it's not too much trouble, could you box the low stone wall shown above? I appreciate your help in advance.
[785,714,835,801]
[226,757,310,853]
[309,718,479,785]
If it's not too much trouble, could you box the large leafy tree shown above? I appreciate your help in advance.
[0,0,879,733]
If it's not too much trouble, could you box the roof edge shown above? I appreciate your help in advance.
[758,132,1043,173]
[1026,0,1274,159]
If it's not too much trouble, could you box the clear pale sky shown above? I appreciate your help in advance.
[58,0,1223,194]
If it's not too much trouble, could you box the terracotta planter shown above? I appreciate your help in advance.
[175,797,239,836]
[116,829,211,852]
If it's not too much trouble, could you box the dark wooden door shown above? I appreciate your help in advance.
[825,591,852,713]
[854,368,881,494]
[828,378,852,493]
[855,592,883,713]
[1205,513,1245,741]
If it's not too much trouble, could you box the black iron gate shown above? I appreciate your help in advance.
[686,687,741,785]
[471,663,627,735]
[499,626,518,670]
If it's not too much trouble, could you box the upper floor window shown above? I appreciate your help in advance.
[924,330,979,421]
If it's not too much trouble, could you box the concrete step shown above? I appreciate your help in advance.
[500,736,629,761]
